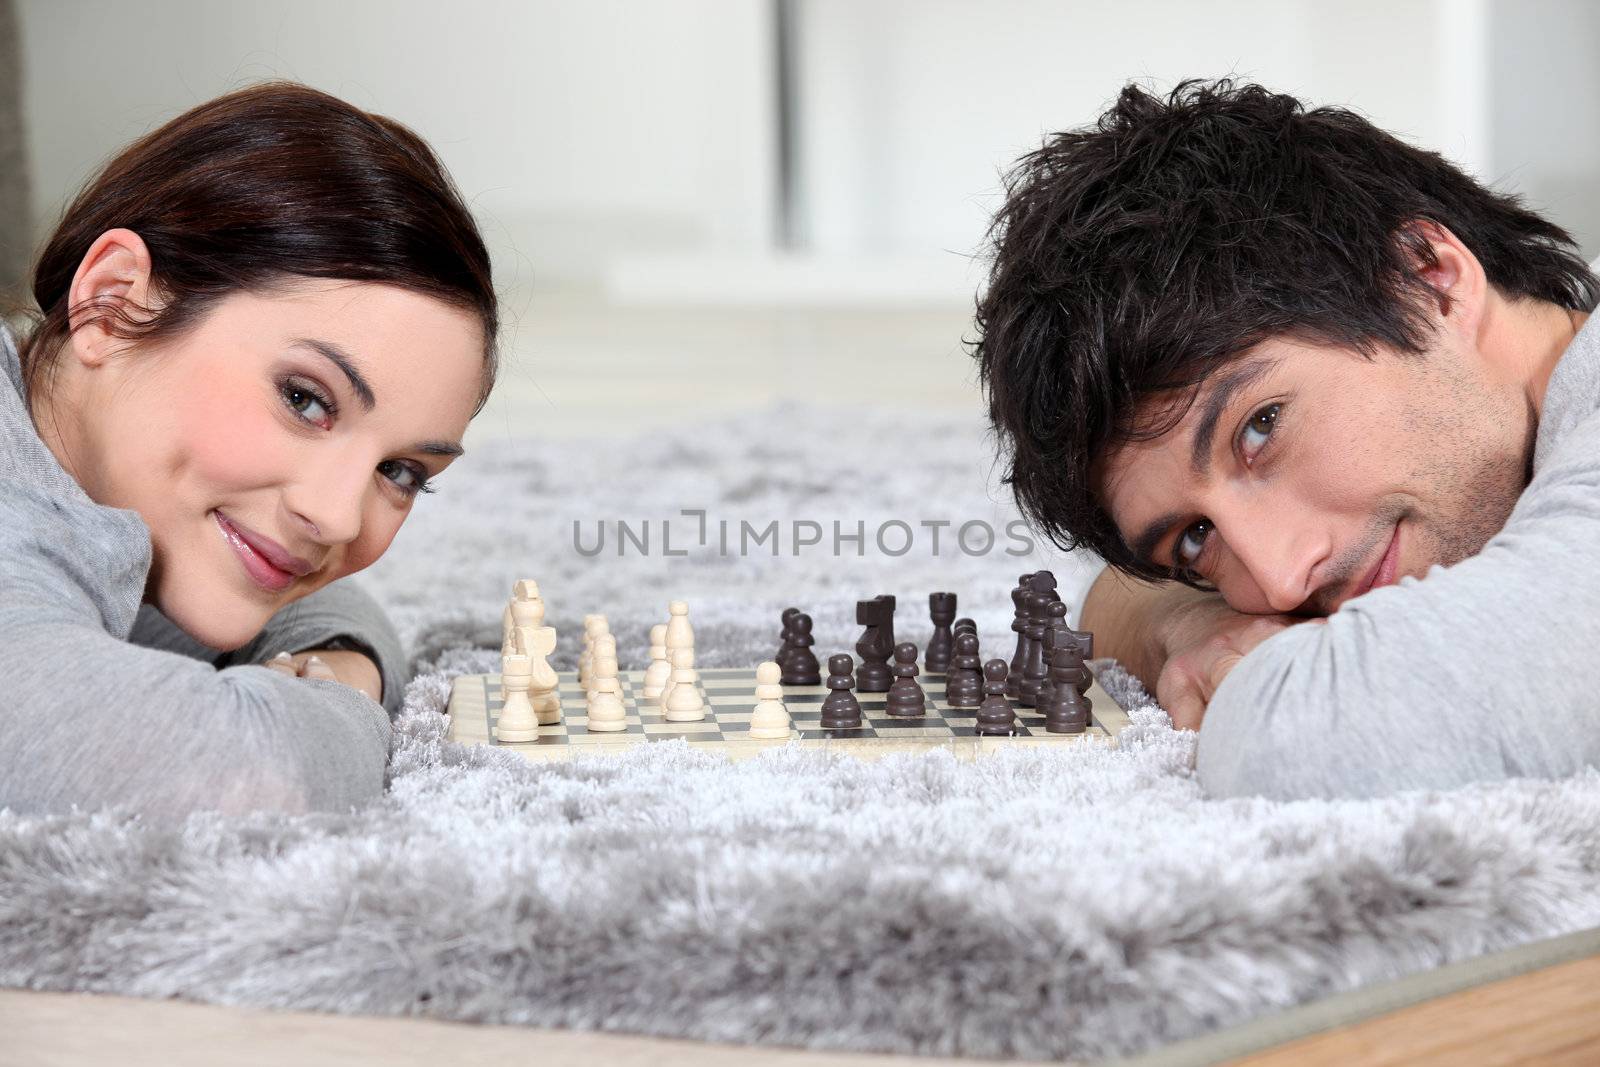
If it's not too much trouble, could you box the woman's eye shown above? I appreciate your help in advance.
[379,459,434,496]
[1241,402,1281,458]
[1175,519,1212,567]
[281,379,334,425]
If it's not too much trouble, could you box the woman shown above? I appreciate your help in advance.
[0,82,497,817]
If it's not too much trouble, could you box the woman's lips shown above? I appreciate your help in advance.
[213,511,302,593]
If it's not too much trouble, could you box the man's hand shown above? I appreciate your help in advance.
[1153,599,1306,730]
[264,648,383,703]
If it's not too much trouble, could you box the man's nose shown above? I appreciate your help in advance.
[1225,504,1327,614]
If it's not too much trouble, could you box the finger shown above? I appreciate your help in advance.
[300,655,339,682]
[1156,663,1208,732]
[264,651,299,677]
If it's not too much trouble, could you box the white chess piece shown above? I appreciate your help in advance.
[503,578,546,655]
[495,653,540,742]
[665,599,694,653]
[664,645,706,722]
[523,625,563,725]
[748,660,792,739]
[585,634,627,732]
[580,615,610,692]
[642,623,671,703]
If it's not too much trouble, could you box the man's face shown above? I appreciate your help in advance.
[73,281,484,650]
[1097,332,1534,616]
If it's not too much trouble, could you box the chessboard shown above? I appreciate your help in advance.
[446,666,1131,763]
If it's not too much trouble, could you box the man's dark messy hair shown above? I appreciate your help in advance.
[971,78,1599,587]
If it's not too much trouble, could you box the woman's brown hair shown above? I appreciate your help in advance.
[18,80,498,409]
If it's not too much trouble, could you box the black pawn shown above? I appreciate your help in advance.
[854,595,896,693]
[944,631,983,709]
[953,617,977,639]
[777,607,801,669]
[885,642,927,717]
[782,613,822,686]
[924,592,957,674]
[820,653,863,730]
[975,659,1017,736]
[1041,625,1092,735]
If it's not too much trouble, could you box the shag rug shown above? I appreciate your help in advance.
[5,403,1600,1063]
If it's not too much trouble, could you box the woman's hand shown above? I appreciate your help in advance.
[264,649,382,703]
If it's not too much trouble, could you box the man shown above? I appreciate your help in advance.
[971,80,1599,800]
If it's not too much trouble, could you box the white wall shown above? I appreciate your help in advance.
[17,0,776,290]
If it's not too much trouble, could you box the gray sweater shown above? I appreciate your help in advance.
[0,322,404,817]
[1199,305,1600,799]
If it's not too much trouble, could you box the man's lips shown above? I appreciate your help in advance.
[1355,523,1402,598]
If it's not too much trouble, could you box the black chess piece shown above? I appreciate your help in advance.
[944,631,983,708]
[777,607,801,669]
[885,641,927,717]
[854,594,897,693]
[1034,601,1069,710]
[1017,590,1051,707]
[953,617,977,640]
[1040,624,1093,734]
[1006,573,1033,698]
[820,653,863,729]
[975,659,1017,736]
[924,592,957,674]
[782,613,822,686]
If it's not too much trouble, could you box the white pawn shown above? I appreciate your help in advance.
[586,634,627,732]
[642,623,672,703]
[748,660,792,739]
[664,645,706,722]
[495,653,540,742]
[665,600,694,653]
[581,615,610,692]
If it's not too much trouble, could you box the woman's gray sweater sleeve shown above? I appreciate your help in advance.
[0,486,391,819]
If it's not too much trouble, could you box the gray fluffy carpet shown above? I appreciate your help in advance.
[5,403,1600,1063]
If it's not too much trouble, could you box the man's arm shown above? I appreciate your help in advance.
[1079,567,1219,692]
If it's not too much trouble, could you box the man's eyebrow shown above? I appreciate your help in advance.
[291,338,465,459]
[1188,357,1275,475]
[1130,510,1184,569]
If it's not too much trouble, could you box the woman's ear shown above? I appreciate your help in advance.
[64,228,160,368]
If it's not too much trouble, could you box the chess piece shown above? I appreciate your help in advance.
[954,617,977,637]
[1006,573,1033,698]
[748,660,793,739]
[1041,625,1093,735]
[885,641,927,717]
[854,594,897,693]
[777,607,801,670]
[521,623,563,724]
[944,631,983,708]
[925,592,956,674]
[495,652,540,742]
[666,599,695,653]
[502,578,546,655]
[585,634,627,732]
[579,614,608,690]
[782,613,821,685]
[664,646,707,721]
[642,623,672,703]
[1017,591,1051,708]
[1033,601,1069,710]
[976,659,1017,736]
[820,653,863,730]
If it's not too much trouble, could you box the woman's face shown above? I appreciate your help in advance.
[69,280,485,650]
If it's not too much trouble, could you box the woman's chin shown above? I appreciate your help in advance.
[154,587,272,652]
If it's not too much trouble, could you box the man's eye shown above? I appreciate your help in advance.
[1175,519,1212,566]
[1241,402,1280,457]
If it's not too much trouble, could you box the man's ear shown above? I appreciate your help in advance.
[64,228,161,368]
[1400,219,1487,339]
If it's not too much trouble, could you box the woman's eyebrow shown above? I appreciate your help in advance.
[290,338,464,458]
[291,338,377,412]
[1188,357,1275,475]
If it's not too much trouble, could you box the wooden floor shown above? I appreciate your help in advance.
[6,952,1600,1067]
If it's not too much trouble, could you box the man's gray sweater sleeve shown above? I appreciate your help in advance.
[0,485,391,819]
[1197,408,1600,800]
